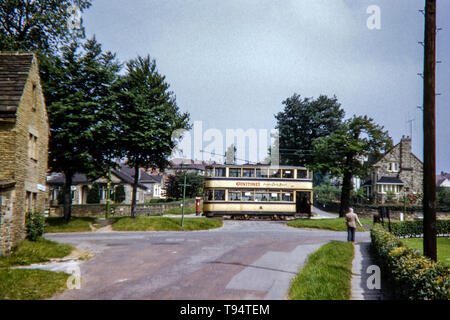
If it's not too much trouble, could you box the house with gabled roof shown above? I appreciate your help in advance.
[0,52,49,254]
[362,136,423,203]
[47,164,165,205]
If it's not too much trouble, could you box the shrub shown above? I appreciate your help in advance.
[371,225,450,300]
[25,211,46,241]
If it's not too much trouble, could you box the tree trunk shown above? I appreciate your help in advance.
[130,165,139,218]
[63,172,73,222]
[339,170,353,217]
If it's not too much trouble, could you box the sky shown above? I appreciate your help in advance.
[82,0,449,172]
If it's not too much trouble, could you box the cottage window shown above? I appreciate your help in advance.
[28,133,38,161]
[388,162,399,172]
[32,83,37,111]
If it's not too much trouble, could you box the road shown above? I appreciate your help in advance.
[45,220,370,300]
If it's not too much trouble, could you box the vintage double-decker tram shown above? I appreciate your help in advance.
[203,164,313,219]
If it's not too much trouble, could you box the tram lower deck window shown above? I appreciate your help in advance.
[242,190,254,201]
[282,192,293,202]
[255,192,270,202]
[228,190,241,201]
[214,190,226,200]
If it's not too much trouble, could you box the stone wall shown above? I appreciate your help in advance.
[49,200,196,217]
[370,136,423,204]
[0,55,49,255]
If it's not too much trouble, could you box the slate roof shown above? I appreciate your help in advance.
[46,164,164,188]
[0,53,34,118]
[376,176,404,184]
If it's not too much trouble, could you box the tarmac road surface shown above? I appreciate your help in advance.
[45,220,370,300]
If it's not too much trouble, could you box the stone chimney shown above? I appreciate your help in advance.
[400,135,412,169]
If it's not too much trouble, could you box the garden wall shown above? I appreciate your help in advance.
[49,200,196,217]
[315,200,450,220]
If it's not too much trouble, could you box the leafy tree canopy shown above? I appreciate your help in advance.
[41,37,121,178]
[312,115,392,216]
[275,94,345,167]
[0,0,91,54]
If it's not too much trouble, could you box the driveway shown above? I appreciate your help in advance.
[45,220,370,300]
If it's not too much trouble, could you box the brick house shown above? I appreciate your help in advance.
[362,136,423,203]
[0,53,49,254]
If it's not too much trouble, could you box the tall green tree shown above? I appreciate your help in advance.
[113,55,191,217]
[164,172,204,200]
[275,94,345,166]
[41,37,121,221]
[312,115,392,216]
[0,0,91,54]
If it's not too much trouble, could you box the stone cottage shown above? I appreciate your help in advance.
[362,136,423,203]
[46,164,165,205]
[0,53,49,255]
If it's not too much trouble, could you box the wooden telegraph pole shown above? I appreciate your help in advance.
[422,0,437,261]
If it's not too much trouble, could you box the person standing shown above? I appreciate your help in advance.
[345,207,363,242]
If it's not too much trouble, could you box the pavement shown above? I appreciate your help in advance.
[42,220,371,300]
[351,242,393,300]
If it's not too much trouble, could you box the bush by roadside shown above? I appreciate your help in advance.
[370,225,449,300]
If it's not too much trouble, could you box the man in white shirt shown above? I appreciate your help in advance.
[345,207,363,242]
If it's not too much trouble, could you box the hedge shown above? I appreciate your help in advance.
[387,220,450,238]
[370,225,450,300]
[315,199,450,215]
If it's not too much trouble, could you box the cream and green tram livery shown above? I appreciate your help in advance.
[203,165,313,218]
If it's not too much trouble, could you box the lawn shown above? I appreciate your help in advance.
[289,241,354,300]
[287,217,372,232]
[0,238,74,268]
[400,237,450,267]
[0,238,75,300]
[0,268,69,300]
[45,217,98,233]
[163,204,201,215]
[111,216,222,231]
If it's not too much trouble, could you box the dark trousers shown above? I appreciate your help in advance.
[347,227,356,242]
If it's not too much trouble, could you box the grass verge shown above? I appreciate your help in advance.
[287,217,372,232]
[45,217,98,233]
[0,268,69,300]
[289,241,354,300]
[400,237,450,267]
[0,238,74,268]
[111,216,222,231]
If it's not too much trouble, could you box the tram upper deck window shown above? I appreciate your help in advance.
[215,167,226,177]
[229,168,241,177]
[256,168,269,178]
[269,169,280,178]
[206,168,213,177]
[243,168,255,177]
[282,191,294,202]
[228,189,241,201]
[214,190,226,201]
[297,169,308,179]
[242,190,254,201]
[282,169,293,179]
